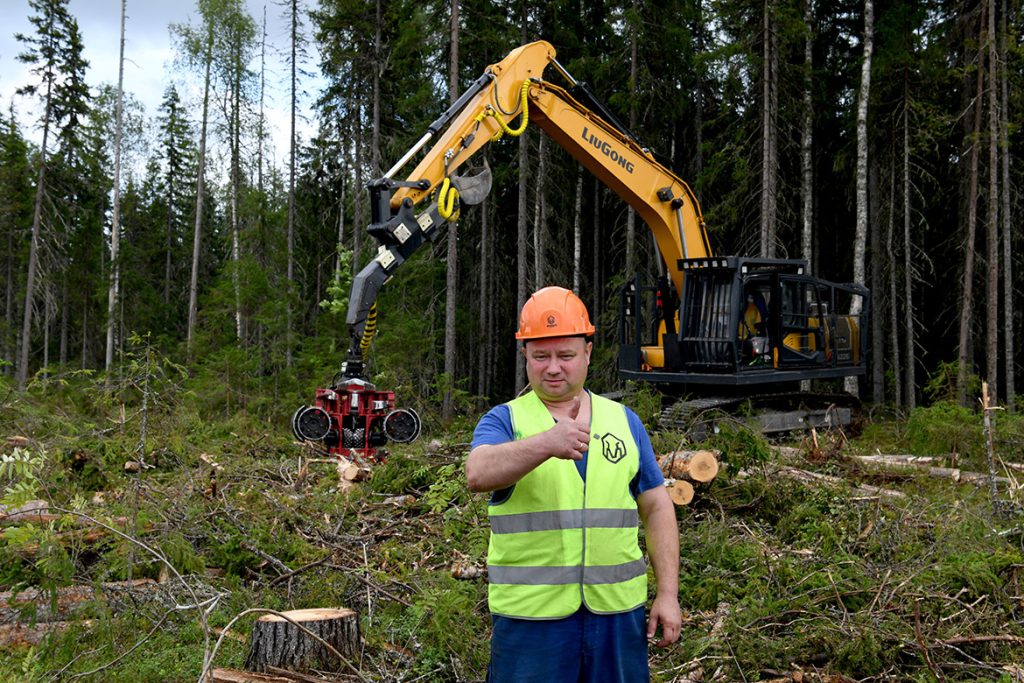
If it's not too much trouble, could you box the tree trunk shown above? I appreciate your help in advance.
[17,66,53,390]
[760,0,778,259]
[353,103,364,273]
[845,0,872,397]
[886,162,902,408]
[231,35,243,343]
[985,0,999,402]
[104,0,127,382]
[533,136,547,289]
[515,128,529,391]
[514,0,529,391]
[187,26,214,358]
[999,0,1014,411]
[442,0,459,421]
[477,194,490,402]
[371,0,382,177]
[59,279,67,366]
[243,608,359,674]
[800,0,814,275]
[956,8,986,406]
[625,0,638,278]
[286,0,298,368]
[870,151,883,402]
[902,89,916,409]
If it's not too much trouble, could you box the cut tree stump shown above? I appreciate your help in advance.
[210,669,293,683]
[666,479,695,506]
[244,608,359,674]
[658,450,720,482]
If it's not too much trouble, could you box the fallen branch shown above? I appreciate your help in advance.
[940,634,1024,646]
[760,466,907,500]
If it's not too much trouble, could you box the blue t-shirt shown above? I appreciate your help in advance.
[470,391,664,502]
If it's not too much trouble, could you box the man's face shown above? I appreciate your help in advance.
[523,336,592,403]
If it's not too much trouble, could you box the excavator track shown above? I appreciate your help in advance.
[658,391,861,440]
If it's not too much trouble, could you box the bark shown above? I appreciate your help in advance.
[477,196,490,401]
[104,0,127,381]
[533,136,547,289]
[801,0,814,274]
[870,152,883,402]
[625,0,638,277]
[956,8,986,406]
[371,0,382,177]
[514,4,528,391]
[886,161,902,408]
[657,450,720,482]
[231,28,242,343]
[760,0,779,258]
[17,36,55,390]
[985,0,999,402]
[59,278,67,365]
[573,169,583,293]
[187,25,214,357]
[353,103,364,273]
[515,129,529,391]
[1000,0,1014,411]
[287,0,298,368]
[442,0,459,421]
[244,608,359,674]
[845,0,873,396]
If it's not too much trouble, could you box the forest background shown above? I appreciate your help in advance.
[0,0,1021,410]
[1,0,1024,681]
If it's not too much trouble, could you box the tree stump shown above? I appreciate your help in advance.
[658,450,720,482]
[244,608,359,674]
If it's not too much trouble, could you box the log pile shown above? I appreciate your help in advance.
[657,450,721,506]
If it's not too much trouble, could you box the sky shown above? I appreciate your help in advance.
[0,0,321,174]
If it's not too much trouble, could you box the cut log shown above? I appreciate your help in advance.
[666,480,695,506]
[244,608,359,674]
[658,450,720,482]
[210,669,293,683]
[849,455,1015,486]
[0,579,159,623]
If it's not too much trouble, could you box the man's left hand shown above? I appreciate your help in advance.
[647,593,682,648]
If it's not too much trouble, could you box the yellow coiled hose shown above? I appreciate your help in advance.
[360,303,378,357]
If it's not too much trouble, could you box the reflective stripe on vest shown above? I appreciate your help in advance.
[486,391,647,619]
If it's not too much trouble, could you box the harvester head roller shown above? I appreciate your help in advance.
[292,406,332,441]
[383,408,421,443]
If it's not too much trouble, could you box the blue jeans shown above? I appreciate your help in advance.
[487,607,650,683]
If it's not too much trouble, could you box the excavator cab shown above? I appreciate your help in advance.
[619,257,869,387]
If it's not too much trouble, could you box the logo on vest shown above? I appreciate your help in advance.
[596,432,627,464]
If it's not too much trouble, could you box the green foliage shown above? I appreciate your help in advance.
[924,360,978,404]
[318,247,354,317]
[618,380,663,430]
[904,402,982,460]
[702,422,772,472]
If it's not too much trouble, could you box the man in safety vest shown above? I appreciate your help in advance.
[466,286,681,683]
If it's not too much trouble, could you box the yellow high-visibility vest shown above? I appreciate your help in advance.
[487,391,647,618]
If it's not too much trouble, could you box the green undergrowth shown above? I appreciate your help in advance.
[1,375,1023,681]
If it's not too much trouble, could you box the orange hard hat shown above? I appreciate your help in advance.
[515,286,596,341]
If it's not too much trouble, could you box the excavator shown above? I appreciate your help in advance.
[290,40,870,460]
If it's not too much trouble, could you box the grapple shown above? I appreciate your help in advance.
[291,376,420,462]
